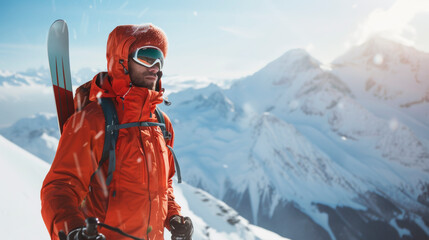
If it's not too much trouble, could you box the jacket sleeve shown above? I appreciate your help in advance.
[163,113,182,230]
[40,109,104,239]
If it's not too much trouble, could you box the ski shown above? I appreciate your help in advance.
[47,19,74,134]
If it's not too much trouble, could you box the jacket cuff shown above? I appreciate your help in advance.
[165,212,181,231]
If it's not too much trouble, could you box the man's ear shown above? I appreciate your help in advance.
[119,59,129,75]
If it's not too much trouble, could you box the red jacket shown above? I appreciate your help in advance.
[41,25,181,240]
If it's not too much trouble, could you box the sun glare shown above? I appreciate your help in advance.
[355,0,429,46]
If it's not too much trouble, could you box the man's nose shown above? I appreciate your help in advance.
[148,64,160,73]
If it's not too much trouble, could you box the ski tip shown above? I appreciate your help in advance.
[53,19,66,24]
[49,19,69,38]
[50,19,67,29]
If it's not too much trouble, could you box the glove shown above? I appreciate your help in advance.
[67,227,106,240]
[170,215,193,240]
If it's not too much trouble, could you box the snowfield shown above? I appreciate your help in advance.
[0,135,50,239]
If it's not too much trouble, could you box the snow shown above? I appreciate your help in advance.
[332,36,429,129]
[161,75,233,95]
[0,72,56,128]
[0,69,14,78]
[389,218,411,238]
[415,216,429,236]
[169,181,291,240]
[0,135,50,240]
[0,113,60,163]
[249,225,292,240]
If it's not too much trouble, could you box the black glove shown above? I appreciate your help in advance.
[170,215,193,240]
[66,227,106,240]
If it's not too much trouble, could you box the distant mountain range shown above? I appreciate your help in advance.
[1,36,428,240]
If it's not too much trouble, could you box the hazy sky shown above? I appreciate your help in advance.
[1,0,429,81]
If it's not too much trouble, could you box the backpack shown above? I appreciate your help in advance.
[74,77,182,187]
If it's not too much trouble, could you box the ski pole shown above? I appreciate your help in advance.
[85,217,105,239]
[58,217,145,240]
[87,217,145,240]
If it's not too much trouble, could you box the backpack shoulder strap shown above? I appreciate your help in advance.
[155,107,165,123]
[90,98,119,187]
[154,107,181,183]
[154,107,171,140]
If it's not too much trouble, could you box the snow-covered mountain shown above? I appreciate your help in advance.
[0,135,287,240]
[0,67,99,128]
[332,37,429,109]
[1,37,428,240]
[0,113,60,164]
[332,37,429,143]
[0,68,56,128]
[160,38,429,239]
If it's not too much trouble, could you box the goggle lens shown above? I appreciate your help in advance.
[133,47,164,69]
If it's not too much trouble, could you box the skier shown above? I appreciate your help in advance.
[41,24,193,240]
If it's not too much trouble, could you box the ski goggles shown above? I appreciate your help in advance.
[132,46,164,70]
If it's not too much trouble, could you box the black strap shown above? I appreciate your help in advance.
[154,107,180,183]
[154,107,172,140]
[107,121,166,131]
[90,98,119,187]
[167,145,182,183]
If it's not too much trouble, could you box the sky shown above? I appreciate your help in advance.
[1,0,429,81]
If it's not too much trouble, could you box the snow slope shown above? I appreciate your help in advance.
[0,135,50,239]
[169,180,289,240]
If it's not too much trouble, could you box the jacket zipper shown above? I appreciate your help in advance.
[137,106,152,240]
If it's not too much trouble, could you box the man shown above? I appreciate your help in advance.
[41,24,193,240]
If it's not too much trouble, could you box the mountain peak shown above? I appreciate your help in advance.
[267,48,320,69]
[360,36,418,57]
[279,48,313,60]
[363,35,402,48]
[251,48,321,81]
[333,36,426,66]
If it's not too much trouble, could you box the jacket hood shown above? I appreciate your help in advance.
[106,24,168,96]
